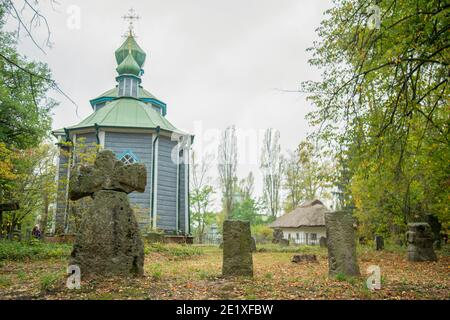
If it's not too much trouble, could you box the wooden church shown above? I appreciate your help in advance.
[52,22,191,237]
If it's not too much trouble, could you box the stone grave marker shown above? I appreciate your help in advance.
[325,211,360,277]
[375,235,384,250]
[272,229,283,244]
[319,236,327,248]
[406,223,437,262]
[69,150,146,277]
[222,220,253,277]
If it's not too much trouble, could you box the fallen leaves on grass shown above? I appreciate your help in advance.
[0,245,448,300]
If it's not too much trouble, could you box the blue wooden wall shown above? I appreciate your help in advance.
[55,131,188,234]
[104,132,153,229]
[156,136,178,232]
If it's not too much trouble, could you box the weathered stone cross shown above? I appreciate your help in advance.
[69,149,146,200]
[69,150,147,277]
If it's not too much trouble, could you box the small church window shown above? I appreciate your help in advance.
[119,78,125,96]
[118,77,138,98]
[118,150,139,165]
[124,78,131,96]
[131,79,138,97]
[121,153,135,164]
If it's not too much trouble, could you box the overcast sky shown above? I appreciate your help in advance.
[7,0,332,211]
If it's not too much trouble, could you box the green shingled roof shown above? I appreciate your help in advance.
[62,98,184,134]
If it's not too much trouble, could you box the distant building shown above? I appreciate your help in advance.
[268,199,329,245]
[204,223,222,244]
[51,25,192,236]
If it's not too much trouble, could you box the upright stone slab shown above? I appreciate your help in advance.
[69,150,146,277]
[325,211,360,277]
[406,223,437,262]
[222,220,253,277]
[375,235,384,250]
[319,236,327,248]
[272,229,283,244]
[250,236,257,252]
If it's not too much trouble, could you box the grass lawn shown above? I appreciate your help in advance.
[0,242,448,300]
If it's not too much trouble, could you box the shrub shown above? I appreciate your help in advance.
[148,264,162,280]
[335,273,348,282]
[39,273,60,292]
[251,224,273,244]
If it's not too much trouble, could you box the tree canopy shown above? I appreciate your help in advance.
[303,0,449,237]
[0,4,57,237]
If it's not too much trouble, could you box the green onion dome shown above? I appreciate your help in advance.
[116,53,141,76]
[115,35,146,68]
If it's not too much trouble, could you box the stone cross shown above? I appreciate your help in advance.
[69,150,147,277]
[69,149,146,200]
[325,211,360,277]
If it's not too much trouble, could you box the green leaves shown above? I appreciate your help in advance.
[303,0,450,235]
[0,4,58,235]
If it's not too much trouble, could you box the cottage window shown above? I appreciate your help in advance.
[311,233,317,241]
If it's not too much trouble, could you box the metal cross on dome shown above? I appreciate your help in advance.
[122,8,140,37]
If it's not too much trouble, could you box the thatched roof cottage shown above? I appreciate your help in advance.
[269,199,329,245]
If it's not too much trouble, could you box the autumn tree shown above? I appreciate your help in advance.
[218,126,238,218]
[283,150,303,212]
[231,172,263,225]
[0,4,57,237]
[283,140,333,212]
[0,144,56,238]
[260,128,283,217]
[303,0,450,237]
[190,151,215,243]
[60,137,100,234]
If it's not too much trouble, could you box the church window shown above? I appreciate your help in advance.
[119,78,125,96]
[124,78,131,95]
[131,79,138,97]
[118,150,139,164]
[118,78,138,98]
